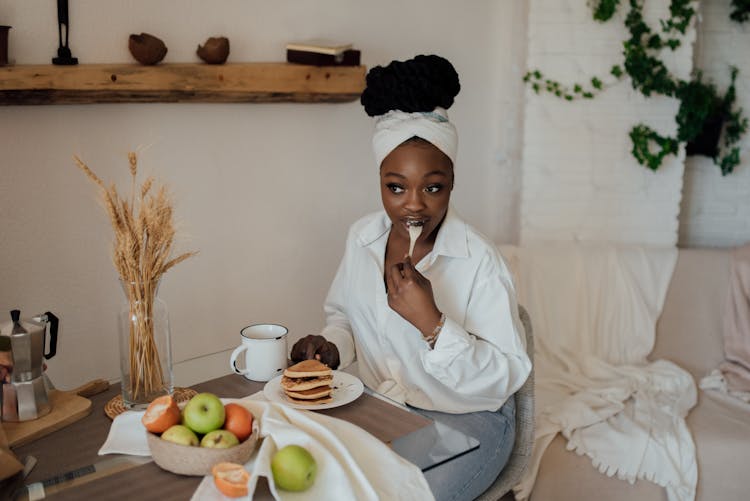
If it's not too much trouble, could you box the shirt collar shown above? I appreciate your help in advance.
[355,206,469,259]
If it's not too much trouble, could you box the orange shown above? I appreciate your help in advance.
[223,403,254,442]
[212,462,250,498]
[141,395,181,434]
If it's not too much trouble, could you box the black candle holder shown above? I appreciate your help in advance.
[0,26,10,66]
[52,0,77,65]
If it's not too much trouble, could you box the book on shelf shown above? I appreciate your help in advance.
[285,39,353,56]
[286,49,360,67]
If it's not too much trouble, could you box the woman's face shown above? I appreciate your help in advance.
[380,139,454,243]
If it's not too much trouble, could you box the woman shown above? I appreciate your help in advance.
[292,54,531,501]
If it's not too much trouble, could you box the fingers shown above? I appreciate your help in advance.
[401,256,418,280]
[386,262,403,294]
[290,340,304,362]
[290,336,340,369]
[290,335,311,359]
[392,257,422,290]
[290,334,327,363]
[290,334,341,369]
[305,342,317,360]
[318,341,341,369]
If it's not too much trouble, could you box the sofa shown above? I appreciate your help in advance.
[527,248,750,501]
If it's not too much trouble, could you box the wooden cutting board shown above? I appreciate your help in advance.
[3,388,94,448]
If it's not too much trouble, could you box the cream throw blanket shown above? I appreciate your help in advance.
[501,243,697,501]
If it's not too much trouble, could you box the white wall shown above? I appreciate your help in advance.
[0,1,527,388]
[679,1,750,247]
[520,0,695,247]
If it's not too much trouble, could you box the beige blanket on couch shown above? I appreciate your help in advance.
[700,243,750,402]
[502,243,697,501]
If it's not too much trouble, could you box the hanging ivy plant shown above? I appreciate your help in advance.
[523,71,604,100]
[526,0,748,175]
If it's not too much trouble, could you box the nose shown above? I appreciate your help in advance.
[404,189,427,212]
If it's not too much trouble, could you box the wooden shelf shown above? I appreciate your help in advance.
[0,63,366,105]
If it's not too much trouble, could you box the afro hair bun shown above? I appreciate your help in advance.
[360,54,461,117]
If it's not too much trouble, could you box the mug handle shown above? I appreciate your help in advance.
[230,345,249,375]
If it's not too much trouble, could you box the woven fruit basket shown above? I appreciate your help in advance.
[147,421,260,476]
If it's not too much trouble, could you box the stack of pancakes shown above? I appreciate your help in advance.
[281,359,334,405]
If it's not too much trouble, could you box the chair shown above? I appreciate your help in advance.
[476,305,535,500]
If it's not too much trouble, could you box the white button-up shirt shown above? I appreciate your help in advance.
[321,207,531,413]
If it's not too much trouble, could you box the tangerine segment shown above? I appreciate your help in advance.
[223,403,254,442]
[212,462,250,498]
[141,395,181,434]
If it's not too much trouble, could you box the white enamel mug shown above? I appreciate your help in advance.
[229,324,288,382]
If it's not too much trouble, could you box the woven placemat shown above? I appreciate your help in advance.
[105,387,198,420]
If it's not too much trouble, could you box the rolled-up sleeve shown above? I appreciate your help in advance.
[419,255,531,409]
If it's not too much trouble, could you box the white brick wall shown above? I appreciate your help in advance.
[520,0,696,247]
[679,1,750,248]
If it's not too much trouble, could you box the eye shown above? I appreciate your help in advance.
[424,184,443,194]
[386,183,405,194]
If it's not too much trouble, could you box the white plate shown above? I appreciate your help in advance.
[263,370,364,410]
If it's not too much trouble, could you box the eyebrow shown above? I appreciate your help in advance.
[382,170,449,179]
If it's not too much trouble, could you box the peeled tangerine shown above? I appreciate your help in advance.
[212,462,250,498]
[141,395,181,433]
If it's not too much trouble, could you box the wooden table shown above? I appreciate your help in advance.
[10,374,431,500]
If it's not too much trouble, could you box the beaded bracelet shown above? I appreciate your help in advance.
[424,313,446,349]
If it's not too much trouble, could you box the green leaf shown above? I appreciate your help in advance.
[647,34,662,48]
[630,124,678,171]
[720,147,740,175]
[592,0,621,22]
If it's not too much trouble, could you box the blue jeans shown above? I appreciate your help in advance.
[414,398,516,501]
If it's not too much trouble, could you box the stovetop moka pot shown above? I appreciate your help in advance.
[0,309,59,421]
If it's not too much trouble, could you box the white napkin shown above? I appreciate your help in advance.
[98,409,152,456]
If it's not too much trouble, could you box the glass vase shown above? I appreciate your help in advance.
[118,279,174,409]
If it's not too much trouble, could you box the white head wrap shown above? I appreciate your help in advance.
[372,107,458,167]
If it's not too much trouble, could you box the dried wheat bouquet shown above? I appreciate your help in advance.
[74,152,196,399]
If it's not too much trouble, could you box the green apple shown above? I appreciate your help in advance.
[271,445,317,492]
[161,424,199,446]
[200,429,240,449]
[182,392,225,434]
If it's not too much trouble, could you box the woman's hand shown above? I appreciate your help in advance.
[290,334,340,369]
[385,255,443,337]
